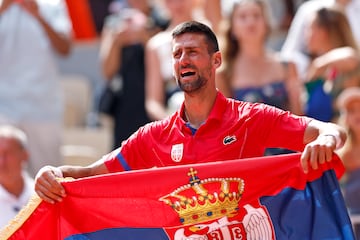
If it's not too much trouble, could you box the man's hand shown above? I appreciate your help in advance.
[300,134,337,173]
[35,166,66,204]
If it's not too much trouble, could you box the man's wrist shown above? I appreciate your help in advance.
[319,131,342,149]
[50,167,63,178]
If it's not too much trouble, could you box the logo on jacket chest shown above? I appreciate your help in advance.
[171,143,184,162]
[223,135,237,145]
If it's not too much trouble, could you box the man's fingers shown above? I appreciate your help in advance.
[310,145,319,171]
[43,171,66,196]
[325,148,333,162]
[35,180,65,203]
[324,141,334,162]
[301,139,336,173]
[34,167,67,203]
[300,149,310,173]
[35,189,54,204]
[35,188,57,204]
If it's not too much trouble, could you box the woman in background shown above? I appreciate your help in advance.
[216,0,303,115]
[303,6,360,122]
[99,0,169,148]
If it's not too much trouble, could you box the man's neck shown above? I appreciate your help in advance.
[183,89,217,129]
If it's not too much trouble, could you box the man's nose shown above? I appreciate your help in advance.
[179,53,190,65]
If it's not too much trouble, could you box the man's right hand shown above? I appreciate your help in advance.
[34,166,66,204]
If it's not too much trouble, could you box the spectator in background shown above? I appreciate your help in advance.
[303,6,360,122]
[336,87,360,239]
[216,0,303,156]
[220,0,304,51]
[145,0,220,121]
[87,0,114,34]
[0,0,72,177]
[281,0,360,80]
[0,125,34,229]
[195,0,223,34]
[216,0,303,114]
[99,0,169,149]
[266,0,306,51]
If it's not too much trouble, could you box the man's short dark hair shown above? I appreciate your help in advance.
[172,21,219,54]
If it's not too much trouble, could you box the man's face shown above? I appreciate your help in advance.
[172,33,216,93]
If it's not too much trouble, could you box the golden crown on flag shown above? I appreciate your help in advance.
[159,168,245,225]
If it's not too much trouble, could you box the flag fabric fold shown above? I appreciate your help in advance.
[0,153,355,239]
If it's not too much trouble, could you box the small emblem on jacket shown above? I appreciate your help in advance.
[171,143,184,162]
[223,135,237,145]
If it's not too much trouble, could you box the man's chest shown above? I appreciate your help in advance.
[148,124,264,166]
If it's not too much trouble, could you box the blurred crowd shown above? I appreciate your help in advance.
[1,0,360,236]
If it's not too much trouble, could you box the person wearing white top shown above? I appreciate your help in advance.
[0,125,35,229]
[0,0,72,176]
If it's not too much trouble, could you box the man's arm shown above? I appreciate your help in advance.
[301,119,347,173]
[35,160,109,204]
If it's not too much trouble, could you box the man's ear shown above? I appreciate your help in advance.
[213,51,222,69]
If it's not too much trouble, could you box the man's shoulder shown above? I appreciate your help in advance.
[224,96,265,111]
[139,115,176,135]
[224,97,286,120]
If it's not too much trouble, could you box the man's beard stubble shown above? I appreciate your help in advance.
[176,75,207,93]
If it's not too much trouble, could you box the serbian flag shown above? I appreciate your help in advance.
[0,153,355,239]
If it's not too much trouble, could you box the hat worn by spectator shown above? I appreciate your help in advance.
[337,87,360,110]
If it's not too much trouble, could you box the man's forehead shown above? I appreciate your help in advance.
[172,33,206,50]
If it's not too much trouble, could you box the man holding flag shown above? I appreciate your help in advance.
[32,21,353,239]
